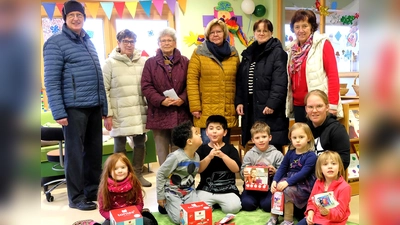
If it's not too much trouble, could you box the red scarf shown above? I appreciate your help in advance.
[289,34,313,76]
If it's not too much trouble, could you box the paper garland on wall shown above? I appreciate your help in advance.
[41,0,187,20]
[184,1,248,47]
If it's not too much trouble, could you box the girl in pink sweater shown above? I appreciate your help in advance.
[97,153,157,225]
[297,151,351,225]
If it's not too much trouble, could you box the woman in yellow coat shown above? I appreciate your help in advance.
[187,18,240,144]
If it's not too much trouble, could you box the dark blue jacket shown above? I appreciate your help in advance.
[43,24,107,120]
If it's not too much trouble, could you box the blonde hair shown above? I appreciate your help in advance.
[288,122,315,151]
[250,121,271,138]
[315,151,345,181]
[304,89,329,106]
[98,153,144,211]
[204,18,229,41]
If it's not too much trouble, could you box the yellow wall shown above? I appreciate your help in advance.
[175,0,279,58]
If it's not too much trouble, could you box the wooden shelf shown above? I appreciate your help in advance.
[341,100,360,196]
[349,180,359,196]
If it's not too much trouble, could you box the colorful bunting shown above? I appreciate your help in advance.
[100,2,114,20]
[125,2,138,18]
[43,1,188,20]
[153,0,164,16]
[42,3,56,20]
[139,0,152,17]
[141,50,149,57]
[56,3,64,15]
[177,0,187,14]
[166,0,176,15]
[85,2,100,19]
[114,2,125,18]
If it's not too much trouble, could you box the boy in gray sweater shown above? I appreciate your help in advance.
[240,121,284,212]
[156,121,202,224]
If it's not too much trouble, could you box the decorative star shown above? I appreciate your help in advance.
[354,13,359,19]
[50,25,60,34]
[148,30,154,37]
[319,6,330,16]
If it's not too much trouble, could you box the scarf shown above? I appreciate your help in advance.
[163,52,174,74]
[107,174,133,193]
[288,34,313,76]
[206,40,231,62]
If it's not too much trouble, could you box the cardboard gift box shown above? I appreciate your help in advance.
[244,166,269,191]
[271,191,284,215]
[180,201,212,225]
[110,206,143,225]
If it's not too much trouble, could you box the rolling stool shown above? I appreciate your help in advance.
[41,127,65,202]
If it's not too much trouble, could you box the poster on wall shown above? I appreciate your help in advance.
[347,153,359,180]
[349,109,359,139]
[42,18,106,66]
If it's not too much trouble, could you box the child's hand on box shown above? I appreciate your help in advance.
[271,181,277,194]
[267,165,276,176]
[277,181,289,191]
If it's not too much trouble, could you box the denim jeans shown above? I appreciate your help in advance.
[63,106,103,204]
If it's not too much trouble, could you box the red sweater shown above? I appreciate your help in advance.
[305,176,351,225]
[291,41,339,106]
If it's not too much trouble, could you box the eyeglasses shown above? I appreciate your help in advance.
[160,39,174,43]
[306,104,326,111]
[210,30,223,35]
[67,13,84,19]
[122,40,135,45]
[294,24,310,31]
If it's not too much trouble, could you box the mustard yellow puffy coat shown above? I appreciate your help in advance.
[187,43,239,128]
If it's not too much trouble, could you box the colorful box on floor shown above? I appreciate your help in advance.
[271,191,284,215]
[244,166,269,191]
[180,201,212,225]
[110,206,143,225]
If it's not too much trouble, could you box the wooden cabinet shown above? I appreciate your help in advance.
[340,99,360,196]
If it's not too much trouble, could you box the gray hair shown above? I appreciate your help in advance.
[158,27,177,42]
[204,18,229,41]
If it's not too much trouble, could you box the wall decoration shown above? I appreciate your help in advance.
[42,18,63,42]
[314,0,359,25]
[253,5,266,17]
[347,153,359,180]
[241,0,255,14]
[183,31,205,47]
[197,1,248,47]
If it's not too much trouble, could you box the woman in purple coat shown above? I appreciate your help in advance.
[141,28,192,166]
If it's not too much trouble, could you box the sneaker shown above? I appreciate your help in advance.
[266,217,278,225]
[279,221,294,225]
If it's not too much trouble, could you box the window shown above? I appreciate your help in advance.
[116,19,169,57]
[284,24,359,72]
[41,18,106,66]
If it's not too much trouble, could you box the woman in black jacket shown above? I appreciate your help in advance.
[235,19,289,151]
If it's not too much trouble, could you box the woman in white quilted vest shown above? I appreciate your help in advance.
[102,29,151,187]
[285,9,342,122]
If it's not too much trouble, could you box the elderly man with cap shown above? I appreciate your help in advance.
[43,0,107,211]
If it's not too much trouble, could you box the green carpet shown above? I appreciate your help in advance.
[152,209,359,225]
